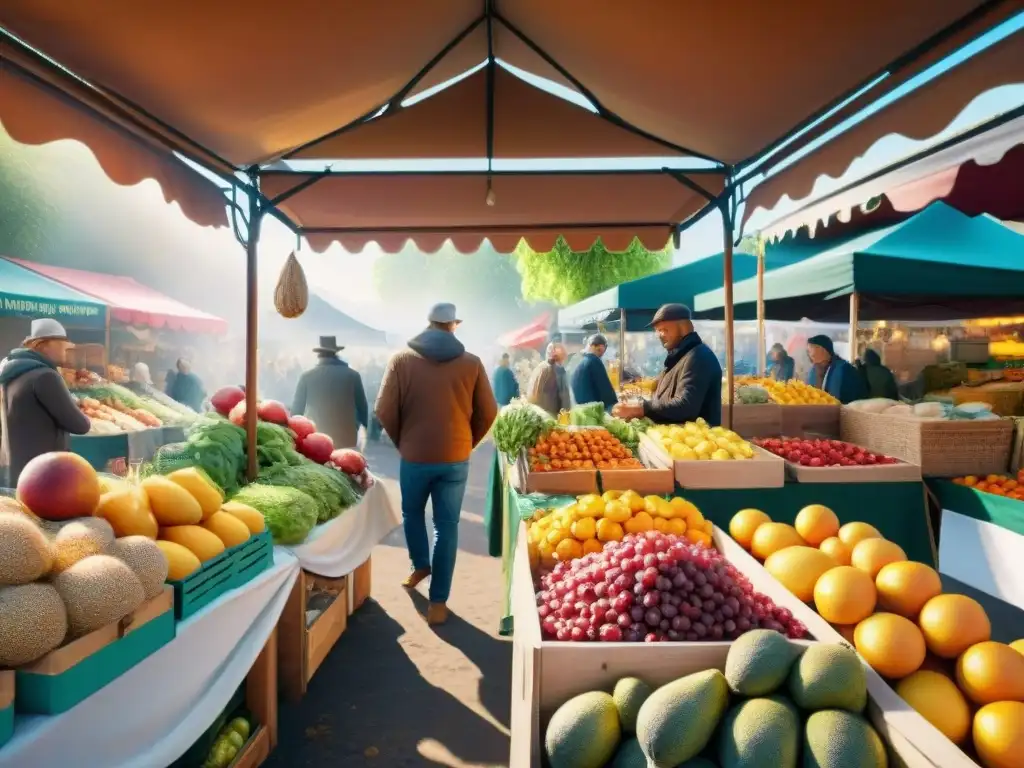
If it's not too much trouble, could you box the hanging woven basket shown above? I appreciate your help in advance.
[274,251,308,319]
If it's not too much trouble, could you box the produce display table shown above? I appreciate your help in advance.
[0,551,300,768]
[274,478,401,701]
[71,426,187,474]
[485,452,936,634]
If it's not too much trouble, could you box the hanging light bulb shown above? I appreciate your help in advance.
[485,176,496,207]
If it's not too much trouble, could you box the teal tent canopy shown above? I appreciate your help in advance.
[694,203,1024,323]
[0,257,106,328]
[558,241,816,331]
[262,291,387,347]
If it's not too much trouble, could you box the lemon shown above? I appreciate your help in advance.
[711,449,732,461]
[571,517,597,540]
[667,518,687,536]
[596,518,624,542]
[624,511,654,533]
[653,517,668,532]
[694,440,712,455]
[682,435,701,448]
[602,501,632,524]
[555,538,583,562]
[670,444,698,461]
[582,538,604,555]
[653,499,674,519]
[601,490,623,502]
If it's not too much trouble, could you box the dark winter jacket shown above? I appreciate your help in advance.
[643,332,723,426]
[492,365,520,407]
[292,357,368,450]
[570,352,618,411]
[375,328,497,463]
[0,348,91,485]
[169,371,206,412]
[768,354,795,382]
[859,349,899,400]
[806,356,867,404]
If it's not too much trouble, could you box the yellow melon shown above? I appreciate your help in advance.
[973,701,1024,768]
[750,522,804,561]
[854,612,926,679]
[874,561,941,618]
[794,504,840,546]
[918,594,991,659]
[814,566,877,625]
[202,512,251,548]
[142,477,203,526]
[896,671,971,744]
[763,546,835,602]
[850,538,907,579]
[818,536,852,566]
[955,641,1024,705]
[728,508,771,550]
[837,521,882,549]
[159,525,225,563]
[220,502,266,534]
[166,468,223,520]
[94,488,158,539]
[155,540,202,581]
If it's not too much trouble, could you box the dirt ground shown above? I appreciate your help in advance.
[264,442,512,767]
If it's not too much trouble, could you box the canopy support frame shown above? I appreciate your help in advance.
[720,187,738,428]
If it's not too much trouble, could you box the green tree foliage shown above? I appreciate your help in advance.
[514,236,672,306]
[0,128,60,257]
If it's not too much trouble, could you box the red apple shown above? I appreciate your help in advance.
[210,386,245,416]
[17,452,101,520]
[257,400,289,426]
[299,432,334,464]
[288,415,316,440]
[330,448,367,475]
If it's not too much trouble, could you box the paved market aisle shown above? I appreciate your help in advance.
[265,441,512,767]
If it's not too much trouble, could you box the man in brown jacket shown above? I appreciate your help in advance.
[375,303,497,625]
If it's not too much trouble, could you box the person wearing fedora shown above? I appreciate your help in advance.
[0,319,91,485]
[292,336,368,450]
[375,303,498,625]
[612,303,723,426]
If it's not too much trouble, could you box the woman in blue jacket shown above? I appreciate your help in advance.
[805,335,866,404]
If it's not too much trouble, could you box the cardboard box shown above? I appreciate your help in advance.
[785,458,922,483]
[639,434,785,489]
[16,587,175,714]
[509,452,599,495]
[598,466,674,495]
[721,403,783,438]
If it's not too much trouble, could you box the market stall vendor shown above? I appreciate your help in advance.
[612,303,722,426]
[0,319,90,485]
[806,334,866,404]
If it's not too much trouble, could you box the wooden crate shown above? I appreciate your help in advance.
[785,458,921,483]
[277,571,349,702]
[509,522,815,768]
[511,522,951,768]
[841,407,1014,477]
[242,628,279,762]
[639,434,785,489]
[779,404,841,437]
[721,403,782,438]
[509,452,598,495]
[719,538,976,768]
[597,466,674,495]
[348,556,372,614]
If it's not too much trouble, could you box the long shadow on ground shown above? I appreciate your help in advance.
[265,600,510,767]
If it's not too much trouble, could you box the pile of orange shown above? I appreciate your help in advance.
[728,504,1024,766]
[528,427,643,472]
[953,470,1024,501]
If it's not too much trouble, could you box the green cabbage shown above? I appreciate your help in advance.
[230,484,319,545]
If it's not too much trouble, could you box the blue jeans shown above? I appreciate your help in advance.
[399,459,470,603]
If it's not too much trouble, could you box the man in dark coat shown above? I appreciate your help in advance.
[612,304,722,426]
[168,357,206,412]
[806,334,867,404]
[570,333,617,411]
[491,352,520,407]
[0,319,91,485]
[292,336,368,450]
[857,348,899,400]
[767,343,795,381]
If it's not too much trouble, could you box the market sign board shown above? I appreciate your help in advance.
[0,293,106,328]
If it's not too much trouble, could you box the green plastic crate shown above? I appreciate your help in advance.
[171,531,273,620]
[15,605,175,715]
[229,530,273,591]
[170,545,236,621]
[0,705,12,748]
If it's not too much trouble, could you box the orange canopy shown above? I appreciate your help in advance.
[262,170,720,253]
[0,1,1019,247]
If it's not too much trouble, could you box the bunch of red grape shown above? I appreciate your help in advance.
[536,531,808,643]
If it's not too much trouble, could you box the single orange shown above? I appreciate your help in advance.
[973,701,1024,768]
[814,566,877,625]
[918,594,991,659]
[728,508,771,550]
[750,522,804,561]
[819,536,852,566]
[837,521,882,549]
[850,538,907,579]
[794,504,840,546]
[955,641,1024,705]
[875,561,942,619]
[854,612,926,679]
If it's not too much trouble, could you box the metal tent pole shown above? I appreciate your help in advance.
[722,196,736,429]
[242,173,264,482]
[756,235,766,377]
[619,310,626,392]
[849,292,860,363]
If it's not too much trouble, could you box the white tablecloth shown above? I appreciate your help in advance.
[282,479,401,579]
[0,551,300,768]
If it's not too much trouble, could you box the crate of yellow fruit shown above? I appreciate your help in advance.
[638,419,785,489]
[525,490,715,571]
[734,377,840,438]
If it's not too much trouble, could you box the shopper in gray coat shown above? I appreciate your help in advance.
[291,336,368,450]
[0,319,91,485]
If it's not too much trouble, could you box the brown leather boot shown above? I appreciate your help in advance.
[401,568,431,589]
[426,602,449,625]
